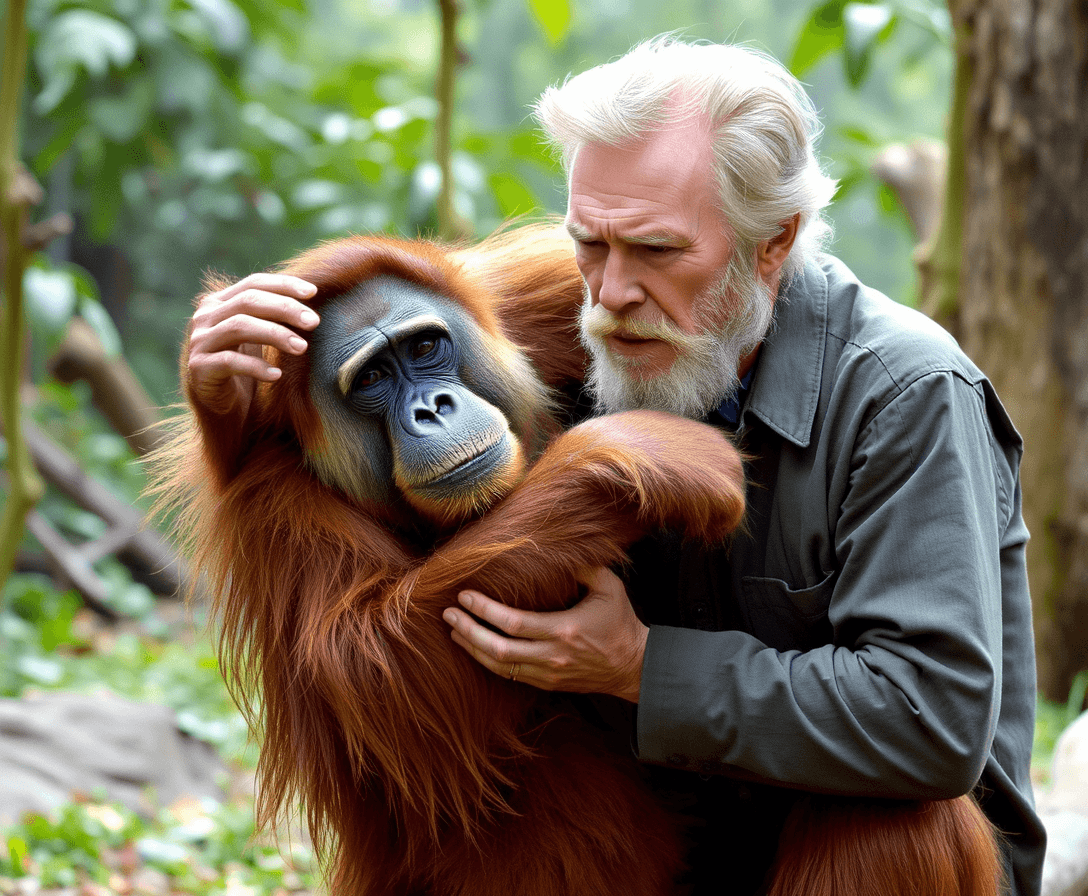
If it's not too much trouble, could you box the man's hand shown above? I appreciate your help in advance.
[442,567,649,703]
[186,273,319,418]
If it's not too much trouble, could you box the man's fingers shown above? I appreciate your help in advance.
[456,590,556,640]
[576,566,628,601]
[449,629,512,678]
[447,626,553,688]
[444,605,550,661]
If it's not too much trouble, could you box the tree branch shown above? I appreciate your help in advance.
[0,0,42,598]
[916,20,971,334]
[434,0,471,241]
[48,316,166,457]
[20,419,189,601]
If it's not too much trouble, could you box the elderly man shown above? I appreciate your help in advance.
[186,38,1043,896]
[439,39,1045,896]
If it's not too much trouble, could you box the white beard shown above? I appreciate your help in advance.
[579,262,775,420]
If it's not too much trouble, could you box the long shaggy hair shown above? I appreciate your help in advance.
[151,224,747,894]
[535,36,838,282]
[152,223,1001,896]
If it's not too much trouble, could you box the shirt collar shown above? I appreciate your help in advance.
[708,366,755,429]
[740,259,829,448]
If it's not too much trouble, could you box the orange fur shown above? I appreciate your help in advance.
[153,223,1002,895]
[767,794,1003,896]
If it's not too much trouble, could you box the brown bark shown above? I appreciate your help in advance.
[434,0,472,241]
[0,0,42,597]
[942,0,1088,700]
[48,316,165,457]
[21,418,190,602]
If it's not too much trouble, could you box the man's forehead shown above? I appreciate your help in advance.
[564,215,693,248]
[567,131,715,212]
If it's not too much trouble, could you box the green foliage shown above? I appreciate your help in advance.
[527,0,572,47]
[1034,670,1088,780]
[0,798,315,890]
[28,379,146,506]
[1,575,82,693]
[24,254,121,369]
[21,0,569,404]
[790,0,949,87]
[0,572,247,758]
[782,0,953,304]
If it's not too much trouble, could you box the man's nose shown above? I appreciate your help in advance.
[596,250,643,313]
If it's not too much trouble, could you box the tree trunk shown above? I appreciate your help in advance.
[933,0,1088,701]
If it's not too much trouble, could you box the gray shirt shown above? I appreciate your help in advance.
[634,255,1045,895]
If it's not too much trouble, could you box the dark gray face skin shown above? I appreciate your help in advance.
[305,276,522,521]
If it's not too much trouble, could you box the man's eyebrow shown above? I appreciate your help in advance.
[623,231,692,248]
[565,221,595,242]
[565,221,692,248]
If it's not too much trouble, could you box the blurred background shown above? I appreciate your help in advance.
[2,0,1086,890]
[17,0,951,405]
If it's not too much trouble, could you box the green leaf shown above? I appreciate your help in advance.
[488,173,538,218]
[77,299,124,358]
[36,592,80,652]
[16,654,64,685]
[33,68,77,116]
[527,0,572,47]
[292,179,346,209]
[24,267,78,337]
[789,0,846,76]
[34,10,137,113]
[242,102,311,151]
[837,125,882,146]
[183,147,251,182]
[87,80,156,143]
[888,0,951,41]
[842,3,896,87]
[185,0,251,54]
[137,836,190,869]
[831,168,866,202]
[7,835,29,874]
[37,382,82,414]
[154,44,218,115]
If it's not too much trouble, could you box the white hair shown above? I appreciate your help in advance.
[534,37,838,283]
[579,250,776,418]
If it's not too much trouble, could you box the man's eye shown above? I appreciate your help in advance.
[411,337,438,359]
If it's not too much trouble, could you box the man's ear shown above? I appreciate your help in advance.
[756,213,801,286]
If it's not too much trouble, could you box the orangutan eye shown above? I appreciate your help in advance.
[411,337,437,359]
[355,367,386,389]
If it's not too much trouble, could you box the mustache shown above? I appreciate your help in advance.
[580,303,707,352]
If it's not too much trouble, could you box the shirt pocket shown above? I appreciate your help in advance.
[740,570,836,652]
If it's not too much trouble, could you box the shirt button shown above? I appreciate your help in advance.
[667,753,688,767]
[692,602,711,629]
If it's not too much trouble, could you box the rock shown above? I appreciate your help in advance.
[0,690,227,826]
[1046,710,1088,813]
[1039,710,1088,896]
[1040,810,1088,896]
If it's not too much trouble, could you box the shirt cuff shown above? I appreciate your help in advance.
[636,624,738,770]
